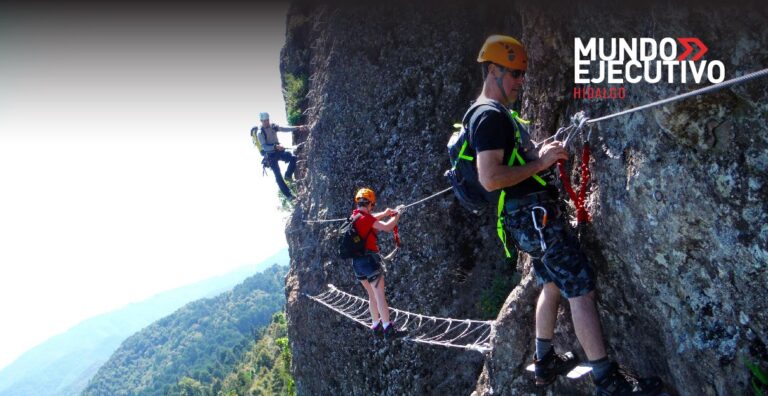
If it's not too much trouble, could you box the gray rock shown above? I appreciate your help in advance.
[282,1,768,395]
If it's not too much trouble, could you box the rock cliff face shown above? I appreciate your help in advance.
[281,1,767,395]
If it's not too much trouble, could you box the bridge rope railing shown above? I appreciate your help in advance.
[303,284,494,353]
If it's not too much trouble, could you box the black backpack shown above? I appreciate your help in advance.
[338,214,373,259]
[444,101,502,214]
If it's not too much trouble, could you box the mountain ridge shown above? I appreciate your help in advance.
[0,248,288,396]
[82,264,287,395]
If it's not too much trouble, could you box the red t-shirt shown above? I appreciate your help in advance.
[351,209,378,252]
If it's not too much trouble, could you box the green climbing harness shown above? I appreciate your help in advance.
[446,101,548,258]
[495,110,548,259]
[455,138,475,163]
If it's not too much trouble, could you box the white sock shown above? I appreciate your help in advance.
[371,320,380,329]
[382,321,391,329]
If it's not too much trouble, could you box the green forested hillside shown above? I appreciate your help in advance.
[82,265,287,396]
[0,250,288,396]
[176,311,295,396]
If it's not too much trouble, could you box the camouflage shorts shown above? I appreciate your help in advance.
[503,196,595,298]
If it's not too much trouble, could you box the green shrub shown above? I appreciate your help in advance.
[745,359,767,396]
[283,74,307,126]
[277,188,295,213]
[217,311,295,396]
[478,276,517,320]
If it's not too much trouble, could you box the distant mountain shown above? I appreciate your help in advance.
[82,264,287,396]
[0,248,289,396]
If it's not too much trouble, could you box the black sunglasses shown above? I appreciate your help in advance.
[496,65,525,79]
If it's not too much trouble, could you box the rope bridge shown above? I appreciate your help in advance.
[304,284,494,353]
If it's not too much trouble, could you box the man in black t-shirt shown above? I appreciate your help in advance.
[471,35,662,395]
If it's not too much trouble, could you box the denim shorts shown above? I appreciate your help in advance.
[352,253,383,283]
[503,195,595,298]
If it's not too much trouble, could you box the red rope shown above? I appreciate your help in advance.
[557,143,592,223]
[393,225,401,247]
[557,161,578,203]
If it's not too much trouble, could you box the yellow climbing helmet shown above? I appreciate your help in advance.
[354,188,376,204]
[477,35,527,71]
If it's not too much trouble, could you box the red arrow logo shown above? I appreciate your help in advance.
[677,38,708,61]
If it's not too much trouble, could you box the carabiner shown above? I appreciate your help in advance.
[531,206,548,251]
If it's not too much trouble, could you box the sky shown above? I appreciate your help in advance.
[0,1,293,370]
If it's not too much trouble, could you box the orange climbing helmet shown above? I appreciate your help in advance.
[477,35,527,71]
[354,188,376,205]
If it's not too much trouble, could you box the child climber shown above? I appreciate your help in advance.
[349,187,406,340]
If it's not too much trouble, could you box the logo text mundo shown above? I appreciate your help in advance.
[574,38,725,84]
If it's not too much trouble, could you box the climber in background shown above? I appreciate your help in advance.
[468,35,663,395]
[348,188,407,340]
[250,112,308,201]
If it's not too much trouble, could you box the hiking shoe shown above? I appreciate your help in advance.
[383,324,407,340]
[534,350,580,387]
[371,322,384,338]
[594,363,663,396]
